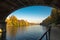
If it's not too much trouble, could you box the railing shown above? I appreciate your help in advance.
[39,26,51,40]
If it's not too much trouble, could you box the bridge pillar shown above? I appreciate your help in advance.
[0,21,6,40]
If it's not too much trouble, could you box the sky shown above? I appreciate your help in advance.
[7,6,52,23]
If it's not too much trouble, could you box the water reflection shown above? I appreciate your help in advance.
[7,25,47,40]
[7,26,18,40]
[0,33,2,37]
[19,26,28,32]
[0,29,2,40]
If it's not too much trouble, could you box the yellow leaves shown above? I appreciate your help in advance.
[19,20,29,26]
[6,15,30,27]
[6,15,18,27]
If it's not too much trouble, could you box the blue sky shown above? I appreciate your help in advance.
[7,6,52,23]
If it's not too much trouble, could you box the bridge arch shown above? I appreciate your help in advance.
[0,0,60,21]
[0,0,60,40]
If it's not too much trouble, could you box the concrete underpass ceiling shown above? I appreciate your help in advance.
[0,0,60,20]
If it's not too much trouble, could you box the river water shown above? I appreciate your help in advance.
[6,25,47,40]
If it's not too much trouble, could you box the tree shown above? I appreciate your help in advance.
[51,8,60,24]
[6,15,19,27]
[41,8,60,26]
[19,20,30,26]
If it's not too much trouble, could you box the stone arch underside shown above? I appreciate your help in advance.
[0,0,60,21]
[0,0,60,40]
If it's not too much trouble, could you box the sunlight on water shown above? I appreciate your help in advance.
[6,25,47,40]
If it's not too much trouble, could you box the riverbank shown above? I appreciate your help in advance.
[40,24,60,40]
[40,23,60,28]
[50,27,60,40]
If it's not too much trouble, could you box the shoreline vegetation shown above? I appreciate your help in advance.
[6,15,40,27]
[40,8,60,28]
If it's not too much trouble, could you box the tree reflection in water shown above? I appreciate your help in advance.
[7,26,28,40]
[7,26,18,40]
[0,33,2,39]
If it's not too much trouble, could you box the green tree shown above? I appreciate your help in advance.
[41,8,60,26]
[51,8,60,24]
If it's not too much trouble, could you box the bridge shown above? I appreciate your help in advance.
[0,0,60,40]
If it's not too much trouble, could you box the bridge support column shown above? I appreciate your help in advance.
[0,21,6,40]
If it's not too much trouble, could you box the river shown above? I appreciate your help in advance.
[6,25,47,40]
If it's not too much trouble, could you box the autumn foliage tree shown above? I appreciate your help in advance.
[6,15,30,27]
[18,20,30,26]
[6,15,19,27]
